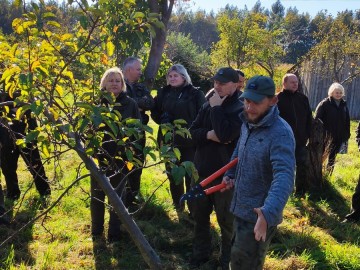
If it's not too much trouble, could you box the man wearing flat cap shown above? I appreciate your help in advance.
[189,67,243,269]
[222,75,295,269]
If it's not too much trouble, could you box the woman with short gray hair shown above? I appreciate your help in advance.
[315,82,350,174]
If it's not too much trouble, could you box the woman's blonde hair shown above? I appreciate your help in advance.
[100,67,126,92]
[328,82,345,97]
[166,64,192,86]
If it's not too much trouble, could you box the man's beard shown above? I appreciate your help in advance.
[244,108,271,124]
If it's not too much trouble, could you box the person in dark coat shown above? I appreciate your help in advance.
[123,57,154,204]
[315,82,350,174]
[343,121,360,223]
[189,67,243,269]
[151,64,206,212]
[277,73,312,194]
[0,89,51,200]
[91,67,141,242]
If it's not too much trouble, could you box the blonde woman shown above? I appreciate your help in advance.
[315,82,350,173]
[91,67,140,242]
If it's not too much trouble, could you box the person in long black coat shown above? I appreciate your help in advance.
[151,64,206,212]
[91,67,141,242]
[315,82,350,174]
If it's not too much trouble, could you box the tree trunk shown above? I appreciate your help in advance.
[144,27,166,89]
[144,0,174,90]
[307,118,324,190]
[74,141,163,270]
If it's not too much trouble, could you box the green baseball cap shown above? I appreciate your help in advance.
[212,67,239,83]
[240,75,275,102]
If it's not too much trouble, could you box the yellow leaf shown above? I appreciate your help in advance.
[106,41,115,57]
[55,85,63,96]
[15,106,24,120]
[49,107,59,120]
[101,54,108,65]
[125,161,134,171]
[41,143,50,158]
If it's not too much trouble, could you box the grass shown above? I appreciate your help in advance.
[1,119,360,269]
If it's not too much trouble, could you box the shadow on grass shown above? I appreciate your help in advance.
[91,196,221,270]
[0,195,47,269]
[270,180,360,269]
[299,180,360,245]
[271,228,333,269]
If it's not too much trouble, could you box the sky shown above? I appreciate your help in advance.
[176,0,360,18]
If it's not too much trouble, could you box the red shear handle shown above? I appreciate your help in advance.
[204,182,227,195]
[199,158,238,188]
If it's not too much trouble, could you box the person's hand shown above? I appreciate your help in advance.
[206,130,220,142]
[206,129,231,144]
[209,89,227,107]
[254,208,267,242]
[220,175,235,192]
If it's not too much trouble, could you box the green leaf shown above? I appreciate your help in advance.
[80,15,88,29]
[35,65,49,77]
[76,102,93,110]
[30,100,44,116]
[126,149,134,161]
[133,12,145,19]
[173,147,181,160]
[47,21,61,28]
[86,147,94,155]
[43,12,56,19]
[25,130,40,143]
[171,166,186,185]
[78,118,90,133]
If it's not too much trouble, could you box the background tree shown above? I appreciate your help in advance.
[282,8,313,63]
[309,10,360,83]
[144,0,175,89]
[165,32,212,89]
[169,8,218,53]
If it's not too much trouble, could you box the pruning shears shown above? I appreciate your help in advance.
[179,158,238,203]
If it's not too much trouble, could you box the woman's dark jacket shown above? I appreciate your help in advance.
[315,96,350,143]
[151,84,206,147]
[97,92,141,169]
[277,89,313,147]
[190,91,243,179]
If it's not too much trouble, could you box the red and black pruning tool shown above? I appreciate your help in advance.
[179,158,238,203]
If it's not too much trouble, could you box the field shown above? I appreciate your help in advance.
[0,120,360,270]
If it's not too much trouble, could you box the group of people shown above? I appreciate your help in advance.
[0,57,358,269]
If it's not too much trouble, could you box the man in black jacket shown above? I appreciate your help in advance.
[343,121,360,223]
[189,67,243,269]
[123,57,154,204]
[277,73,312,195]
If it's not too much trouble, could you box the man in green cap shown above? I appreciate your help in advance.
[222,75,295,269]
